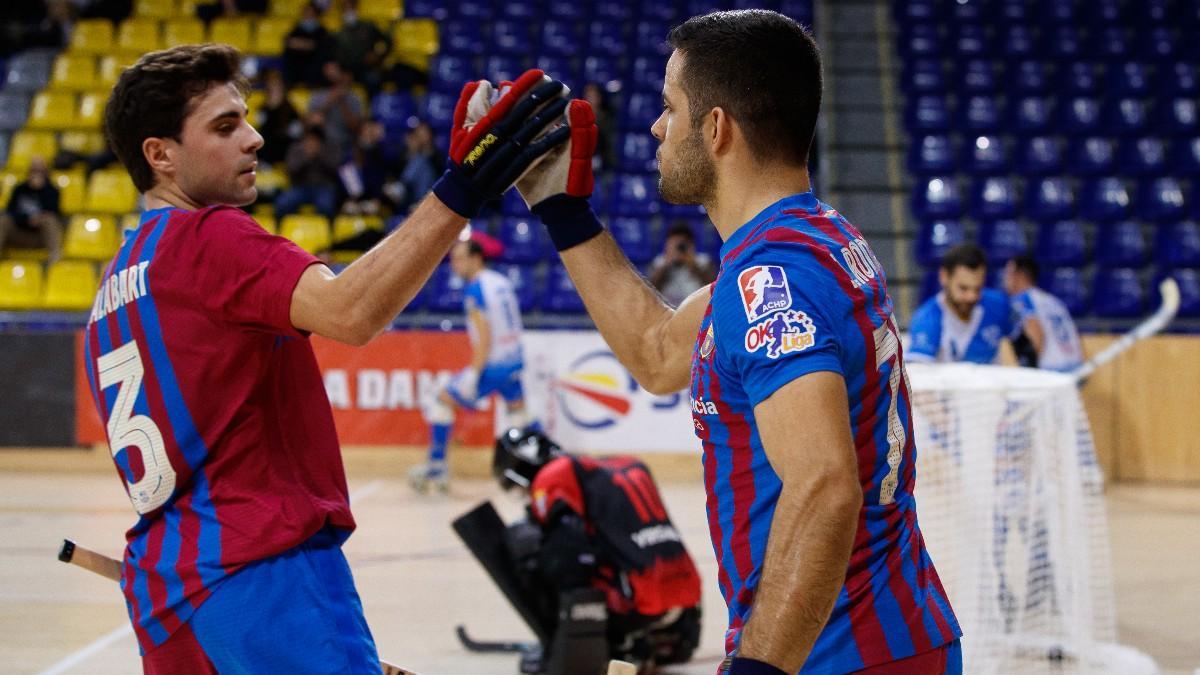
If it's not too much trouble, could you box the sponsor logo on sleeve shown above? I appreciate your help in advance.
[738,265,792,321]
[744,309,817,358]
[699,325,715,359]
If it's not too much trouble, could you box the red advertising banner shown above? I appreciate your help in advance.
[76,331,495,447]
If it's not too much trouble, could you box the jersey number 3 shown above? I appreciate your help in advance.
[97,341,176,514]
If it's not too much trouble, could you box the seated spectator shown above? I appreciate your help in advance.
[0,157,62,263]
[307,60,364,160]
[583,82,616,171]
[195,0,266,23]
[340,119,394,216]
[283,2,334,88]
[275,126,340,219]
[333,0,392,95]
[647,223,716,306]
[395,120,440,214]
[256,68,301,166]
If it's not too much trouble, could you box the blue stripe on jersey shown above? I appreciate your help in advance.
[863,517,916,657]
[128,526,170,646]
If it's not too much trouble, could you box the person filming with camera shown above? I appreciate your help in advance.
[648,221,717,307]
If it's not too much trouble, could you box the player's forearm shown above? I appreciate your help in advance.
[738,476,860,673]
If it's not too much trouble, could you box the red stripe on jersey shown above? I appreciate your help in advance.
[174,490,207,604]
[719,217,777,267]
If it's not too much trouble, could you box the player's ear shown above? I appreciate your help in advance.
[142,136,175,180]
[707,106,734,156]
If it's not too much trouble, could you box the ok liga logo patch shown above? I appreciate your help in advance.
[744,309,818,359]
[738,265,792,321]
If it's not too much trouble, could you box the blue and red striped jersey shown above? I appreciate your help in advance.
[82,206,354,653]
[689,192,960,672]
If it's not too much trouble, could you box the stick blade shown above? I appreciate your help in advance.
[607,660,638,675]
[1158,277,1181,317]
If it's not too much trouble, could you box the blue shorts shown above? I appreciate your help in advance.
[448,363,524,407]
[143,527,379,674]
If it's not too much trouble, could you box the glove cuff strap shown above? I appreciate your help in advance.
[532,195,604,252]
[727,657,788,675]
[432,165,486,219]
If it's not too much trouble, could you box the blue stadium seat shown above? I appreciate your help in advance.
[997,0,1033,25]
[978,219,1028,266]
[497,216,549,264]
[905,96,952,134]
[1088,0,1127,26]
[948,0,987,25]
[970,176,1019,220]
[440,20,486,56]
[893,0,937,27]
[425,264,467,313]
[1013,136,1064,176]
[594,0,632,21]
[447,0,494,19]
[1008,96,1053,136]
[429,54,476,92]
[1047,0,1081,25]
[903,59,946,95]
[637,2,676,21]
[1106,98,1150,137]
[1140,26,1178,63]
[583,56,620,86]
[1025,177,1076,222]
[493,263,539,312]
[1156,99,1199,137]
[484,55,527,84]
[899,23,941,61]
[918,268,940,302]
[612,174,660,216]
[1118,137,1167,177]
[1137,177,1187,223]
[1090,27,1133,62]
[500,189,529,216]
[1079,177,1131,222]
[629,55,666,93]
[1066,136,1116,176]
[1155,221,1200,268]
[958,59,998,94]
[906,134,955,175]
[1164,62,1198,98]
[371,92,416,131]
[1170,137,1200,177]
[1045,266,1090,316]
[1096,221,1147,268]
[1156,268,1200,318]
[957,95,1001,134]
[1011,60,1050,95]
[1048,26,1085,60]
[499,0,542,20]
[1058,62,1100,96]
[1107,61,1152,98]
[1093,268,1145,317]
[999,24,1040,62]
[548,0,588,20]
[491,20,531,56]
[541,20,584,57]
[952,25,992,60]
[911,176,963,221]
[4,51,52,91]
[542,264,585,313]
[621,92,661,131]
[533,55,579,86]
[1036,220,1088,266]
[634,21,670,56]
[609,217,657,265]
[914,219,966,266]
[423,92,456,127]
[402,0,441,17]
[661,202,706,220]
[0,92,31,132]
[778,0,814,24]
[1134,0,1174,27]
[619,133,658,173]
[1058,97,1104,136]
[588,21,626,57]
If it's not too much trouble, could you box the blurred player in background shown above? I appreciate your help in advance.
[1003,253,1084,372]
[496,9,962,674]
[411,233,535,492]
[908,243,1015,364]
[85,42,568,672]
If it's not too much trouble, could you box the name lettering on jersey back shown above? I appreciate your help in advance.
[89,261,150,323]
[630,523,682,549]
[836,237,884,289]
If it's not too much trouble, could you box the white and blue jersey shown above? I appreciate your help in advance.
[908,288,1015,364]
[1012,287,1083,372]
[450,268,525,405]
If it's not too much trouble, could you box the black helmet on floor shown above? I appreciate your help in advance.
[493,426,561,490]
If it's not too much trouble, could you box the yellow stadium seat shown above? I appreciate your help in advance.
[51,54,98,91]
[393,19,438,56]
[359,0,401,24]
[135,0,178,19]
[320,11,342,33]
[253,164,289,195]
[269,0,306,16]
[63,214,119,261]
[120,213,141,232]
[0,172,18,208]
[77,91,109,129]
[163,18,204,45]
[209,17,252,52]
[251,212,277,234]
[177,0,199,16]
[245,89,266,125]
[71,19,115,54]
[7,132,58,173]
[0,261,45,310]
[279,214,331,254]
[59,131,107,156]
[26,92,78,130]
[52,169,87,215]
[117,18,163,54]
[390,49,431,74]
[99,55,135,89]
[287,88,312,115]
[43,260,99,311]
[85,170,139,214]
[4,248,49,261]
[332,215,383,245]
[252,17,291,56]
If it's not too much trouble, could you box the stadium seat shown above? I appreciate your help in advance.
[1088,0,1127,27]
[609,217,656,265]
[1091,27,1132,62]
[1118,137,1167,177]
[162,18,204,45]
[357,0,401,23]
[542,19,585,57]
[633,21,670,57]
[393,19,440,56]
[1058,97,1103,136]
[286,88,312,116]
[1058,62,1100,96]
[498,189,529,217]
[50,54,95,92]
[1067,136,1116,177]
[1048,25,1084,60]
[0,260,44,310]
[430,55,475,91]
[547,0,588,20]
[27,92,76,130]
[1137,177,1187,223]
[948,0,986,25]
[911,176,963,221]
[251,17,290,57]
[59,130,106,156]
[116,18,162,54]
[1011,60,1049,95]
[914,219,966,266]
[612,174,660,216]
[1164,62,1198,98]
[84,170,138,214]
[52,169,86,214]
[619,133,658,173]
[594,0,632,21]
[119,213,139,232]
[446,0,494,20]
[135,0,177,19]
[969,176,1018,221]
[70,19,114,54]
[269,0,306,15]
[1096,221,1147,268]
[4,51,53,91]
[907,134,955,175]
[423,92,455,128]
[0,92,32,132]
[629,55,666,93]
[63,214,119,261]
[279,214,331,254]
[98,55,134,90]
[1008,96,1053,136]
[1107,61,1152,98]
[1079,177,1131,222]
[332,215,383,247]
[1025,177,1074,223]
[491,20,530,56]
[1155,221,1200,268]
[1013,136,1063,176]
[497,216,548,263]
[998,24,1039,62]
[425,264,466,313]
[0,172,19,209]
[899,23,940,61]
[1157,268,1200,319]
[1140,26,1178,63]
[483,56,527,85]
[533,56,579,88]
[1156,99,1198,138]
[961,135,1007,175]
[957,95,1001,134]
[978,219,1027,265]
[42,260,98,311]
[436,21,481,57]
[904,95,951,134]
[588,21,626,57]
[493,263,538,312]
[918,268,940,302]
[6,131,57,172]
[76,91,108,129]
[957,59,998,94]
[637,1,675,22]
[209,17,252,52]
[1035,220,1088,266]
[1106,98,1150,137]
[541,263,585,313]
[902,59,945,95]
[371,92,416,131]
[499,0,542,20]
[1044,266,1090,317]
[0,134,9,169]
[1170,137,1200,177]
[583,56,620,86]
[1092,268,1144,317]
[893,0,937,28]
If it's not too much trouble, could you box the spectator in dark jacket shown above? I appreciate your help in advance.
[283,2,333,88]
[0,157,62,263]
[274,126,341,219]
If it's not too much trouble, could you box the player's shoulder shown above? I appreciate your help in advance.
[980,287,1011,312]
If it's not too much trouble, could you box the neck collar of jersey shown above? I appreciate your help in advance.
[719,191,820,261]
[139,206,177,227]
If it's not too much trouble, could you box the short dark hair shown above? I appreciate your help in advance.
[940,243,987,273]
[667,10,822,167]
[464,239,485,259]
[104,44,249,192]
[1009,253,1039,283]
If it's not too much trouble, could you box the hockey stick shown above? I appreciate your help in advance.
[58,539,418,675]
[1071,277,1181,383]
[455,624,536,653]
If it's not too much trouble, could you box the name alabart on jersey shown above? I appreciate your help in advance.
[744,309,817,359]
[89,261,150,323]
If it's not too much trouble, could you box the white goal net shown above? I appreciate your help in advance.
[907,363,1158,675]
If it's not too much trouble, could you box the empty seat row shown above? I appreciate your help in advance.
[69,17,296,57]
[902,60,1198,99]
[905,94,1198,138]
[908,134,1200,177]
[894,0,1196,31]
[0,259,98,311]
